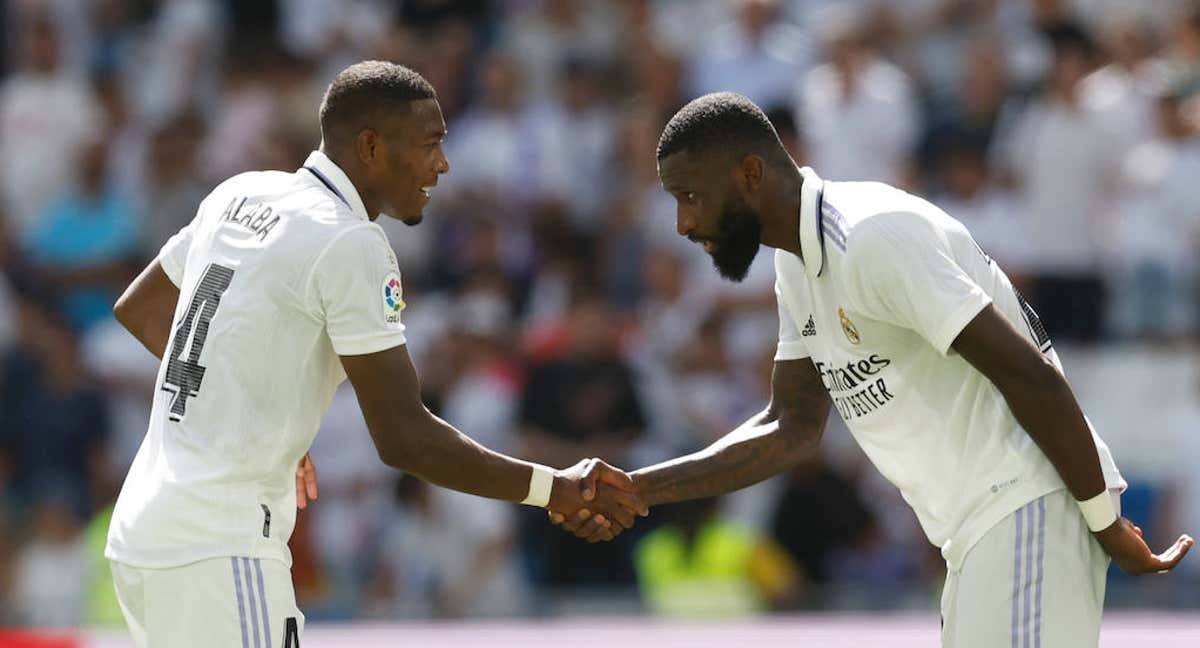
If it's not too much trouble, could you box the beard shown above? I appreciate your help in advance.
[707,197,763,282]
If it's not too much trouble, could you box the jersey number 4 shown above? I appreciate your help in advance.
[162,263,235,421]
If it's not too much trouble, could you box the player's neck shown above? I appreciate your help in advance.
[321,146,381,220]
[758,163,804,260]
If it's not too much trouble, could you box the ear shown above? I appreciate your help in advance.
[736,154,765,194]
[354,129,381,168]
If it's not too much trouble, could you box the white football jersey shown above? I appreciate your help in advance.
[774,168,1125,571]
[106,151,407,568]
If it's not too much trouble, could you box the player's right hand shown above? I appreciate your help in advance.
[547,458,648,542]
[1093,516,1193,575]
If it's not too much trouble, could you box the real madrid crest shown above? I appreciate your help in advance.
[838,307,860,345]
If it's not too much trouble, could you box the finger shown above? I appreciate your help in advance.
[587,526,616,543]
[560,509,592,534]
[606,505,636,530]
[613,491,648,517]
[304,456,318,501]
[580,458,600,501]
[295,472,307,510]
[1151,535,1194,573]
[574,514,611,540]
[548,510,566,524]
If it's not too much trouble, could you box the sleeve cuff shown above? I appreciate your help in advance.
[157,253,184,287]
[930,292,992,356]
[331,330,408,356]
[774,341,811,361]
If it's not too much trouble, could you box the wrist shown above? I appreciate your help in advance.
[630,471,659,508]
[520,464,555,508]
[1077,490,1118,533]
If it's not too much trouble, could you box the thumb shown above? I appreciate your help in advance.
[594,460,634,491]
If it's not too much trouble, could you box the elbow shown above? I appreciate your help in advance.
[779,414,823,464]
[112,295,133,330]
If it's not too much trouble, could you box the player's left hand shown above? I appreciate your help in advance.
[296,453,318,509]
[1093,517,1193,575]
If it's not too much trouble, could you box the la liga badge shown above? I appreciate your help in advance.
[382,271,405,326]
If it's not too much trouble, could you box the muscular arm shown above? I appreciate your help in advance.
[630,358,831,507]
[113,260,180,360]
[340,345,643,518]
[951,304,1106,501]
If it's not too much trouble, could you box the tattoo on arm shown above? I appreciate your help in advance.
[633,359,831,507]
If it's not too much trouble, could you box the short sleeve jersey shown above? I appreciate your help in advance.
[106,151,407,568]
[773,168,1124,571]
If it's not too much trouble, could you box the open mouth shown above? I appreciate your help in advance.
[419,185,434,199]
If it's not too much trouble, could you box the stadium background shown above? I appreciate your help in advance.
[1,0,1199,645]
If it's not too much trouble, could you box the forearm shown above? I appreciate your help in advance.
[1000,365,1106,500]
[631,409,812,507]
[388,410,540,503]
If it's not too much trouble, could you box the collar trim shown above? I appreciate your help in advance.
[798,166,826,279]
[301,151,370,221]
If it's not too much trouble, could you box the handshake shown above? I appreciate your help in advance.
[546,458,651,543]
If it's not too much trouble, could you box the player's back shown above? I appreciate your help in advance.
[107,159,401,569]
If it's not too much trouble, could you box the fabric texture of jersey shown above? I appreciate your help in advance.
[106,151,407,568]
[773,167,1124,571]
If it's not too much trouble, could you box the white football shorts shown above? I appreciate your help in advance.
[941,488,1120,648]
[111,556,304,648]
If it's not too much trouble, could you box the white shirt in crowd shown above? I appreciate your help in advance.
[995,96,1125,275]
[106,150,408,568]
[773,168,1124,571]
[796,57,917,187]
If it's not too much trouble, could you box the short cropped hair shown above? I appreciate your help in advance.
[319,61,436,146]
[656,92,789,166]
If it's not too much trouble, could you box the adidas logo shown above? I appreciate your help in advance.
[802,315,817,337]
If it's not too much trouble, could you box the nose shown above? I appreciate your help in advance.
[676,210,695,237]
[436,150,449,175]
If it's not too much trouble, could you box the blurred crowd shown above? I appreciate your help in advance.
[2,0,1200,628]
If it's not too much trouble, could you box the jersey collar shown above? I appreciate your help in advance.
[301,150,371,221]
[798,166,826,279]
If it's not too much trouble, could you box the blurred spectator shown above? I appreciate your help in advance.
[517,291,646,587]
[501,0,620,104]
[528,56,618,230]
[686,0,813,109]
[0,10,102,237]
[439,54,533,204]
[635,497,799,617]
[306,384,399,618]
[1112,78,1200,340]
[279,0,394,63]
[994,21,1123,342]
[11,494,88,627]
[931,136,1029,275]
[0,294,110,521]
[770,454,924,609]
[796,7,918,186]
[142,111,209,250]
[128,0,223,124]
[376,474,527,618]
[21,136,141,331]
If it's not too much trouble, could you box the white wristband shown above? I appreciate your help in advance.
[521,464,555,508]
[1077,491,1117,532]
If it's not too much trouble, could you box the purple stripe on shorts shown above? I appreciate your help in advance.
[242,557,262,648]
[1035,497,1047,648]
[1012,504,1024,648]
[1024,501,1036,647]
[231,558,250,648]
[254,559,272,645]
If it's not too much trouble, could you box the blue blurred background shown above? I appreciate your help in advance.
[1,0,1199,630]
